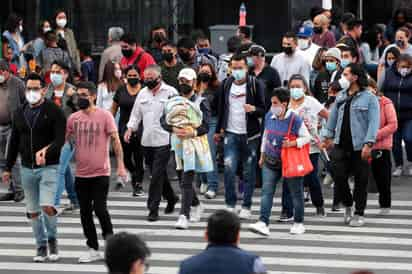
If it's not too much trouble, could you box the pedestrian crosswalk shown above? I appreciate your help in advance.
[0,191,411,274]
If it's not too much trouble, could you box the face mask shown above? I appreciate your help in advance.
[399,68,411,77]
[162,52,174,63]
[122,49,134,58]
[297,39,309,50]
[313,27,323,34]
[153,33,165,44]
[232,69,246,81]
[128,78,140,87]
[341,59,351,68]
[114,69,122,79]
[0,75,5,84]
[198,48,211,55]
[25,90,42,105]
[387,60,395,67]
[326,62,337,72]
[271,105,284,117]
[290,88,305,100]
[179,51,192,62]
[246,57,255,67]
[77,97,90,110]
[396,40,405,48]
[178,83,193,95]
[338,76,351,90]
[18,25,23,33]
[56,18,67,28]
[50,73,64,86]
[43,27,51,33]
[283,46,294,56]
[144,78,160,90]
[197,72,211,83]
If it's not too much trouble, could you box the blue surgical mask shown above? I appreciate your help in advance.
[326,62,337,72]
[232,69,246,81]
[198,48,211,55]
[50,73,63,86]
[341,59,351,68]
[290,88,305,100]
[246,57,255,67]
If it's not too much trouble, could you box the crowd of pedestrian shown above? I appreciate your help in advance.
[0,4,411,274]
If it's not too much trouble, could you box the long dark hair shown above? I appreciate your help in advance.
[196,63,220,91]
[4,13,22,33]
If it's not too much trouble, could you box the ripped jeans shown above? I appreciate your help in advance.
[223,132,259,209]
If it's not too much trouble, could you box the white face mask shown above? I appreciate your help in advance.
[43,27,52,33]
[0,75,5,84]
[19,25,23,33]
[25,90,42,105]
[56,18,67,28]
[338,76,351,90]
[114,69,122,79]
[297,39,310,50]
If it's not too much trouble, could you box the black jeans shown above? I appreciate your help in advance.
[330,147,369,216]
[371,149,392,208]
[120,133,144,184]
[177,170,200,218]
[143,146,176,213]
[75,176,113,250]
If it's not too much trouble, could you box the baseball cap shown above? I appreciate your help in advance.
[249,45,266,56]
[178,68,197,81]
[324,48,342,62]
[297,25,314,38]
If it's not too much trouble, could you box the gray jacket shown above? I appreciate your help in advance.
[4,75,26,122]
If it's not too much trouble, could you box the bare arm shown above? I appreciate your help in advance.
[111,132,125,169]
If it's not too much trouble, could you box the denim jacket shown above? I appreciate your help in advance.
[322,89,380,151]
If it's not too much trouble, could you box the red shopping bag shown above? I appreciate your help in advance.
[281,114,313,178]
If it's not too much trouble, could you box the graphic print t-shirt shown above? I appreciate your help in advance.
[66,108,117,178]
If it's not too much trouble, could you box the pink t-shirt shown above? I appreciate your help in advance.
[67,108,117,178]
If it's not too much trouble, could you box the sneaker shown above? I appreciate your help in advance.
[379,208,391,215]
[331,204,341,212]
[392,166,403,177]
[323,174,333,185]
[175,215,189,229]
[133,183,144,197]
[65,203,80,212]
[13,191,24,202]
[304,191,311,204]
[33,246,48,262]
[78,248,103,263]
[147,211,159,222]
[225,206,237,214]
[249,221,270,236]
[278,213,294,222]
[0,192,14,201]
[200,183,208,194]
[349,214,365,227]
[48,239,59,262]
[315,207,327,217]
[190,203,204,222]
[55,207,65,216]
[165,196,179,214]
[204,190,216,199]
[344,207,353,224]
[290,223,305,234]
[239,208,252,220]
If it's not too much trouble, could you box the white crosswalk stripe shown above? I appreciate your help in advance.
[0,192,411,274]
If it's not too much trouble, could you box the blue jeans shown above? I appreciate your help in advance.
[223,132,258,209]
[283,153,324,211]
[392,120,412,167]
[200,116,219,191]
[260,166,304,224]
[54,143,78,206]
[20,165,58,248]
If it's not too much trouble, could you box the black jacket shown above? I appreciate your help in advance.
[215,75,265,139]
[6,99,66,171]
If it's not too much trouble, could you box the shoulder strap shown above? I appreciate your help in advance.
[287,113,295,136]
[134,50,145,67]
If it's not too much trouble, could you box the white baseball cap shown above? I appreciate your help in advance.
[178,68,197,81]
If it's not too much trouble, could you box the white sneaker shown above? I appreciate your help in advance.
[200,183,208,194]
[225,206,237,214]
[204,190,216,199]
[379,208,391,215]
[175,215,189,229]
[239,208,251,220]
[349,214,365,227]
[190,203,204,222]
[392,166,403,177]
[78,248,103,263]
[344,207,353,224]
[323,174,333,185]
[290,223,305,234]
[249,221,270,236]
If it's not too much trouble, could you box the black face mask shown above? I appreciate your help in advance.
[153,33,166,44]
[396,40,405,48]
[144,78,160,90]
[313,27,323,34]
[122,49,134,58]
[128,78,140,87]
[77,97,90,110]
[283,46,294,55]
[178,83,193,95]
[197,72,211,83]
[162,52,174,63]
[179,51,192,62]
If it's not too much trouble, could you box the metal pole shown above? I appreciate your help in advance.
[359,0,363,20]
[172,0,178,43]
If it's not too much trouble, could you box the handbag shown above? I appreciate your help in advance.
[263,152,281,170]
[281,114,313,178]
